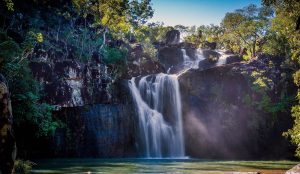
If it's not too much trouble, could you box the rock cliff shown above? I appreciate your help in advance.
[179,54,296,159]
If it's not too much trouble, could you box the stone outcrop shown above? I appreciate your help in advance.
[0,74,16,174]
[124,43,165,79]
[158,33,198,73]
[165,30,180,45]
[158,47,184,71]
[179,54,296,159]
[286,164,300,174]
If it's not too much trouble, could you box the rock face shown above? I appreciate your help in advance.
[0,74,16,174]
[29,46,113,107]
[165,30,180,45]
[286,164,300,174]
[179,54,295,159]
[27,43,140,157]
[51,102,136,157]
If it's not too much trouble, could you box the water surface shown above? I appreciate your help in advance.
[31,158,298,174]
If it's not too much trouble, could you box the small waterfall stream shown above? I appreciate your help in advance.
[182,49,205,69]
[128,73,184,158]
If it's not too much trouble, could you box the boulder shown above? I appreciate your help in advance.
[165,30,180,45]
[198,58,217,70]
[0,74,16,174]
[124,57,165,79]
[202,49,220,62]
[286,164,300,174]
[158,47,184,70]
[226,55,243,64]
[203,41,217,50]
[224,49,234,54]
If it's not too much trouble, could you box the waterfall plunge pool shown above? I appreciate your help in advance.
[31,158,298,174]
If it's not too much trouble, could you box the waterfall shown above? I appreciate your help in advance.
[216,50,232,66]
[182,49,205,70]
[128,48,229,158]
[128,73,185,158]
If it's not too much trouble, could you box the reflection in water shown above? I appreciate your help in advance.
[31,159,297,174]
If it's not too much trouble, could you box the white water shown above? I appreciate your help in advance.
[128,48,230,158]
[128,73,185,158]
[216,50,232,66]
[182,49,205,70]
[181,49,231,72]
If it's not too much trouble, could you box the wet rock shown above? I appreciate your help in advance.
[198,58,217,70]
[165,30,180,45]
[286,164,300,174]
[0,74,16,174]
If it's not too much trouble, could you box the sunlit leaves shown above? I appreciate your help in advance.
[264,0,300,158]
[3,0,14,11]
[221,4,273,57]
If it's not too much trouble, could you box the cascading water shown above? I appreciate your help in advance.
[128,48,229,158]
[128,73,185,158]
[216,50,232,66]
[182,49,205,69]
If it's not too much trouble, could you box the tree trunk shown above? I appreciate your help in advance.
[252,38,256,58]
[100,27,108,50]
[0,74,16,174]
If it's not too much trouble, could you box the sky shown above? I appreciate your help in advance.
[149,0,262,26]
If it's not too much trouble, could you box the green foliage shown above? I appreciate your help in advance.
[263,31,290,56]
[184,24,223,48]
[133,22,173,43]
[13,160,35,174]
[0,31,61,137]
[102,47,127,64]
[245,70,294,118]
[3,0,14,11]
[72,0,153,40]
[263,0,300,158]
[221,4,273,57]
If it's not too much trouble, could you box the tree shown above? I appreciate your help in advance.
[263,0,300,158]
[221,4,273,58]
[184,24,223,48]
[72,0,153,48]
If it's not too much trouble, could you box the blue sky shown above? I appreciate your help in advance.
[149,0,262,26]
